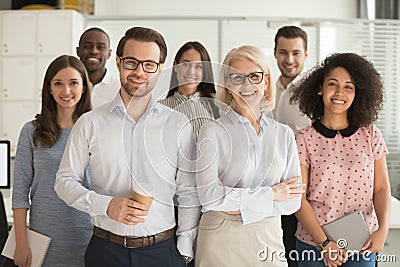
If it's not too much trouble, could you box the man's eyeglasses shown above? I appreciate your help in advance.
[228,72,266,85]
[119,57,160,73]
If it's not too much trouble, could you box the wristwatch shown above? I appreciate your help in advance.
[316,237,330,251]
[182,256,193,264]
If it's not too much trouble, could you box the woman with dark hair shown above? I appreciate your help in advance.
[159,41,219,139]
[291,53,390,267]
[12,55,92,267]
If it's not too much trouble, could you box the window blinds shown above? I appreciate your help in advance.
[318,19,400,198]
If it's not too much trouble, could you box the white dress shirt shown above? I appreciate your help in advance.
[196,109,301,225]
[91,69,120,109]
[55,93,200,257]
[273,73,311,132]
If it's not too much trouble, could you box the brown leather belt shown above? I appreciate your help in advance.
[93,226,174,248]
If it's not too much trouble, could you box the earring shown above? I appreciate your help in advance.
[318,91,322,95]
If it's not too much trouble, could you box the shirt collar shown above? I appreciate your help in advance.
[226,109,270,127]
[312,120,358,138]
[276,71,306,90]
[110,92,160,117]
[99,69,112,85]
[174,91,201,103]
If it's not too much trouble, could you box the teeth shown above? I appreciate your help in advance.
[61,97,73,101]
[87,58,99,62]
[240,91,256,96]
[332,99,345,104]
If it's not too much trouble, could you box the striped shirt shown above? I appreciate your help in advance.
[159,91,218,140]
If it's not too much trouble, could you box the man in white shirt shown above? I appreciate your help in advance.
[77,27,120,109]
[56,27,199,267]
[273,25,310,133]
[273,25,311,267]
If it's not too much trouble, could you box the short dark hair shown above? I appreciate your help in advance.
[290,53,384,127]
[79,27,110,47]
[274,26,308,52]
[116,27,167,63]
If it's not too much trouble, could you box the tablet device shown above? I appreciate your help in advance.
[322,210,370,252]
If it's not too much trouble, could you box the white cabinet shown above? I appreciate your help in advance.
[2,12,36,56]
[2,57,37,100]
[37,57,55,90]
[37,12,81,55]
[2,102,37,143]
[1,11,83,56]
[0,10,84,148]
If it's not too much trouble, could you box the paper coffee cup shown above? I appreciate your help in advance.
[132,183,154,217]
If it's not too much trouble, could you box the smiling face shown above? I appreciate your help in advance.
[274,37,308,83]
[174,48,203,96]
[227,57,267,112]
[50,67,84,111]
[320,67,355,118]
[117,39,162,100]
[76,30,111,73]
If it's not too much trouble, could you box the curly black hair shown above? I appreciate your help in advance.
[290,53,384,127]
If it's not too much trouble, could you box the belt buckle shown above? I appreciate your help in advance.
[123,236,135,248]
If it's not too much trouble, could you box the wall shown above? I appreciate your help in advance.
[0,0,11,10]
[94,0,358,19]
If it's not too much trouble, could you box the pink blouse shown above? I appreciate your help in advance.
[295,123,388,246]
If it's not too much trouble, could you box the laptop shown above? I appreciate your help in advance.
[321,210,370,252]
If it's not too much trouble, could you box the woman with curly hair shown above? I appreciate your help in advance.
[12,55,92,267]
[291,53,390,267]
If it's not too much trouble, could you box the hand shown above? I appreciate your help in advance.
[14,241,32,267]
[106,197,149,225]
[224,210,240,215]
[361,227,388,253]
[272,176,305,201]
[322,241,347,267]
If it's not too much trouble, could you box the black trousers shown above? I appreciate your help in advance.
[85,235,186,267]
[282,214,298,267]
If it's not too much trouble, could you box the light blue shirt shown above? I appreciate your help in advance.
[196,109,301,225]
[55,93,200,257]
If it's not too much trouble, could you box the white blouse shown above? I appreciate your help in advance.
[196,109,301,224]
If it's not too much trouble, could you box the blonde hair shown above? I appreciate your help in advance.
[216,45,275,112]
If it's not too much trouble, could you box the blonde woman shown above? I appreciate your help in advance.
[195,45,304,267]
